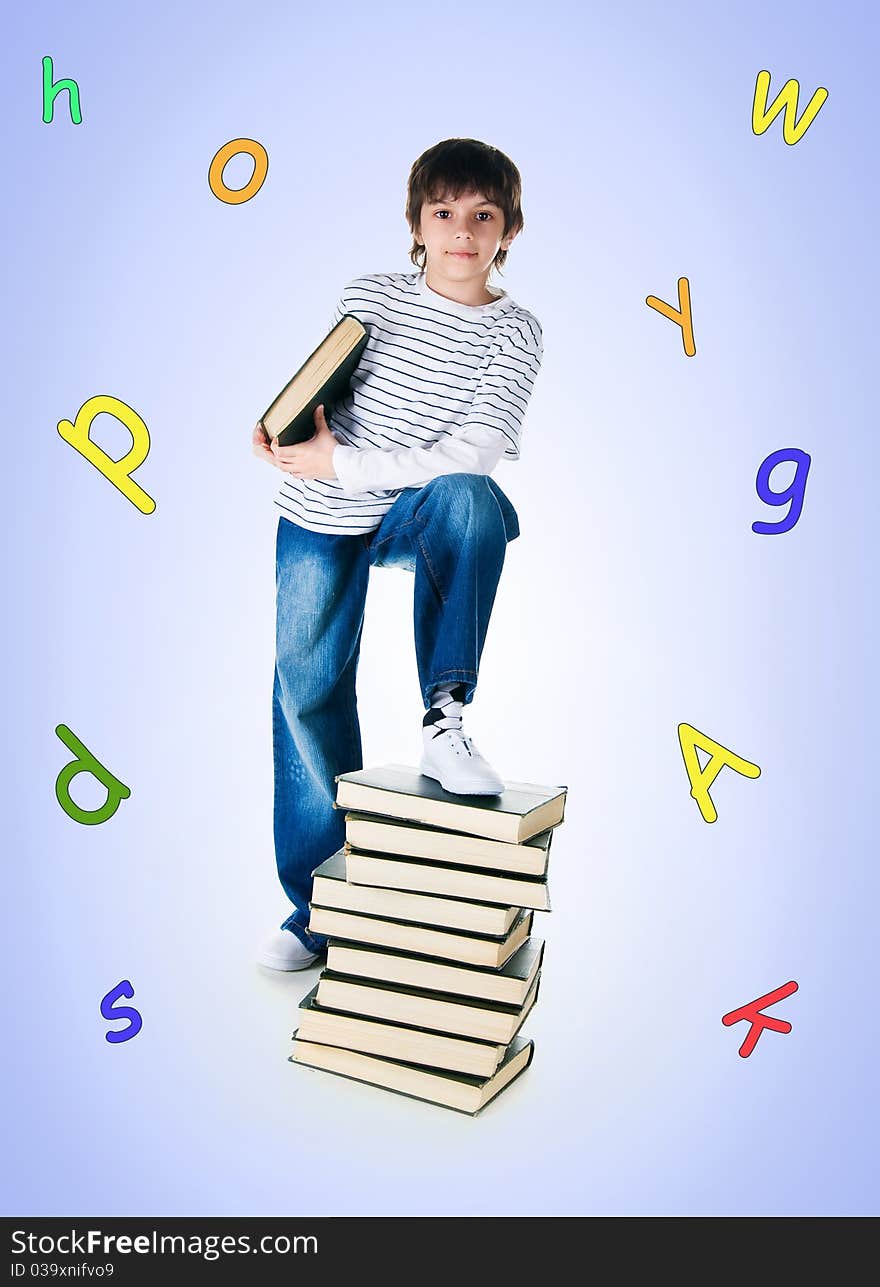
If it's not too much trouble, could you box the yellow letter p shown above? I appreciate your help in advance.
[57,395,156,514]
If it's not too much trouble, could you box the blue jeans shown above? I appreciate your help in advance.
[273,473,519,951]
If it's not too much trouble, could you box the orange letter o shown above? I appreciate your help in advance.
[208,138,269,205]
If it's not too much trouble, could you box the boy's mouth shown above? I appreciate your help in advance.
[447,251,477,259]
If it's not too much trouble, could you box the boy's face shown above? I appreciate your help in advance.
[416,189,516,287]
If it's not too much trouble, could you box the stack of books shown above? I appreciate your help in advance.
[289,764,567,1115]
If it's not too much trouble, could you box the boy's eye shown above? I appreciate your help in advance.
[433,210,493,220]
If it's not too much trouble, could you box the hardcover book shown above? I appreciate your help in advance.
[306,906,534,969]
[313,970,541,1045]
[335,765,567,844]
[296,990,507,1078]
[345,849,551,912]
[325,938,545,1007]
[290,1031,535,1115]
[312,851,520,936]
[260,315,368,447]
[345,811,553,877]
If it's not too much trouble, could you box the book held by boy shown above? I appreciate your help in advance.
[290,1032,534,1116]
[334,765,567,844]
[260,315,368,447]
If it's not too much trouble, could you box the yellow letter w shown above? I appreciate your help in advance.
[752,70,828,145]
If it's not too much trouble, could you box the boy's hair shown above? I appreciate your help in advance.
[405,138,525,274]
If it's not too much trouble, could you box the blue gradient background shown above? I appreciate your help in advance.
[3,0,877,1215]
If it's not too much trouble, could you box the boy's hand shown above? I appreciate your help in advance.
[252,419,277,465]
[270,405,339,480]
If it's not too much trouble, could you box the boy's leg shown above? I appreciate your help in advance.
[366,474,519,708]
[273,516,369,951]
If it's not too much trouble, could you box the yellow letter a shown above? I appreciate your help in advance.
[752,70,828,145]
[57,395,156,514]
[678,723,761,824]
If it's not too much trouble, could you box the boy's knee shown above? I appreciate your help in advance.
[276,666,348,726]
[275,626,358,716]
[425,473,485,502]
[422,473,503,536]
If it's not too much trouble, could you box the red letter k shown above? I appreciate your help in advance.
[722,980,798,1057]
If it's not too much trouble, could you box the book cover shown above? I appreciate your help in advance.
[325,937,545,1006]
[311,850,520,935]
[345,849,552,911]
[306,906,534,969]
[335,764,567,844]
[296,990,507,1078]
[290,1031,535,1116]
[344,811,553,877]
[260,315,368,446]
[313,968,541,1045]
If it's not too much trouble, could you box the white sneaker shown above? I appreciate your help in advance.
[257,928,320,971]
[420,725,505,796]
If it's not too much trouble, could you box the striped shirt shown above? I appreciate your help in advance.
[274,270,543,535]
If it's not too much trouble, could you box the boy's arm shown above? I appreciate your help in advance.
[332,318,543,493]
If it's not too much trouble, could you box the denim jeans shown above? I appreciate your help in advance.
[273,473,519,950]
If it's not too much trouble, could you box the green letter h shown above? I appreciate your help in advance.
[42,55,82,124]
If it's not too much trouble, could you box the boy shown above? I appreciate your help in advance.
[252,138,543,970]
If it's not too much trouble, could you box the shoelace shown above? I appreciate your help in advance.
[425,686,481,756]
[440,727,475,758]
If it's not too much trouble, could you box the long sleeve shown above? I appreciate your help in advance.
[331,317,543,494]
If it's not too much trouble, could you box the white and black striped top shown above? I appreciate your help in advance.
[274,270,543,535]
